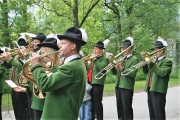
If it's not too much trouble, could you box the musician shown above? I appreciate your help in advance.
[26,32,46,120]
[142,37,172,120]
[30,27,87,119]
[30,37,61,120]
[111,36,139,120]
[0,48,8,120]
[84,41,109,120]
[1,38,30,120]
[32,33,46,53]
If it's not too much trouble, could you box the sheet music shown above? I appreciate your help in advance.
[5,80,18,88]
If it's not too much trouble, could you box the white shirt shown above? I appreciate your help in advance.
[64,54,80,64]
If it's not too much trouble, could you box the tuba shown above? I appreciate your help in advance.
[121,44,173,76]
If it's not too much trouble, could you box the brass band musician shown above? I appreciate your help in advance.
[111,36,139,120]
[143,37,172,120]
[84,41,109,120]
[1,38,30,120]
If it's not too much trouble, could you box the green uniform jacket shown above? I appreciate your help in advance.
[31,65,58,111]
[0,63,7,93]
[143,57,172,94]
[111,56,139,90]
[5,55,23,85]
[31,59,86,120]
[87,55,109,85]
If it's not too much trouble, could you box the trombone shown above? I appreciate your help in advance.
[121,44,173,76]
[95,43,138,79]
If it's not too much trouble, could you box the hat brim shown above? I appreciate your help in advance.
[57,35,86,46]
[32,37,44,42]
[94,45,105,49]
[150,46,164,50]
[37,43,59,50]
[120,45,130,48]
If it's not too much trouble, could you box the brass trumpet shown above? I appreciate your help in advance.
[121,44,173,76]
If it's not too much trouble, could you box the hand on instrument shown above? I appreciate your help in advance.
[31,52,41,65]
[13,86,26,92]
[83,56,89,65]
[116,63,124,70]
[1,53,12,61]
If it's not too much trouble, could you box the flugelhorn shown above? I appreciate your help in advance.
[95,43,136,79]
[121,44,173,76]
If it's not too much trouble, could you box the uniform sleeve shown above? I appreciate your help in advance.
[150,59,172,77]
[10,55,23,70]
[93,56,109,71]
[31,64,75,92]
[142,64,149,74]
[125,58,139,79]
[111,66,117,75]
[0,64,5,75]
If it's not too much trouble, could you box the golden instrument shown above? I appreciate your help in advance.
[121,44,173,76]
[5,48,19,56]
[83,51,105,66]
[17,33,36,88]
[121,56,156,76]
[22,50,60,99]
[95,43,135,79]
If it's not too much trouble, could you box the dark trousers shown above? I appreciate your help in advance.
[11,89,29,120]
[116,87,133,120]
[91,84,104,120]
[148,91,166,120]
[33,109,42,120]
[0,93,2,120]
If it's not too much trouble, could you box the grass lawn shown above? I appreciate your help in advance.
[2,78,179,111]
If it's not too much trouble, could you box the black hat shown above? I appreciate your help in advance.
[120,40,131,48]
[0,49,3,54]
[57,27,87,46]
[32,33,46,43]
[120,36,133,48]
[37,38,59,50]
[150,37,167,50]
[150,41,164,50]
[17,37,29,46]
[94,41,105,49]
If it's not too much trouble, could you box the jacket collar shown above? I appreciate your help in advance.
[64,54,80,64]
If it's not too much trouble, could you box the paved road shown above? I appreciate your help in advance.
[2,87,180,120]
[103,86,180,120]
